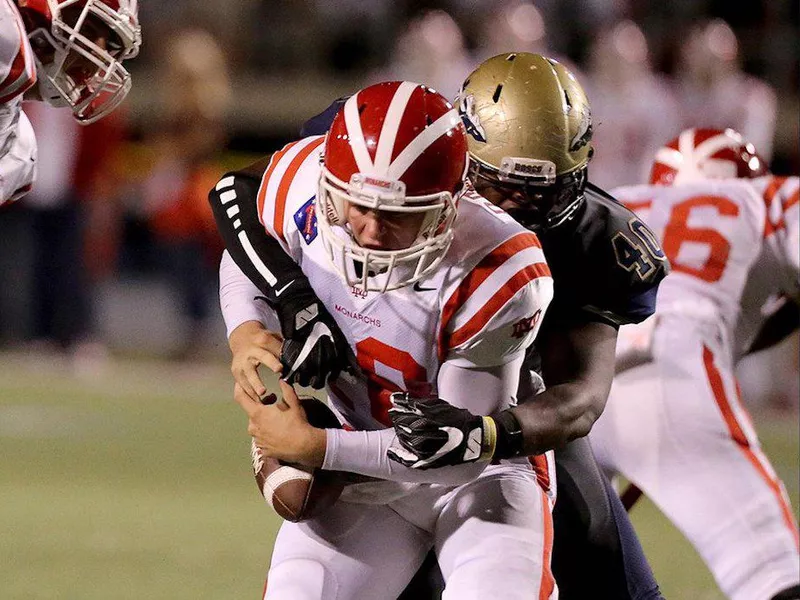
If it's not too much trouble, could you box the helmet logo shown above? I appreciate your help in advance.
[456,92,486,143]
[569,105,592,152]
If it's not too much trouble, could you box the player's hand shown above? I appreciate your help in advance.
[229,321,284,402]
[276,293,355,389]
[234,381,327,468]
[386,393,497,469]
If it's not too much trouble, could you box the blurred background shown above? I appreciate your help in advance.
[0,1,796,598]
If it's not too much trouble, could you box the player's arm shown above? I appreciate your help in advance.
[744,295,800,355]
[243,359,521,485]
[747,176,800,354]
[209,158,351,389]
[509,316,618,455]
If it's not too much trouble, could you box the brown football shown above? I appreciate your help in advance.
[250,396,346,522]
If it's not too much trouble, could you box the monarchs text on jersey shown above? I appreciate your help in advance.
[216,135,554,429]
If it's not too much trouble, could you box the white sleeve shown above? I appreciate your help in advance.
[0,101,36,205]
[219,250,280,337]
[321,355,524,483]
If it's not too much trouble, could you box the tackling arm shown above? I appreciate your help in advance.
[322,357,523,483]
[509,317,618,456]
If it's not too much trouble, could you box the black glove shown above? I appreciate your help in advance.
[386,393,498,469]
[273,290,354,389]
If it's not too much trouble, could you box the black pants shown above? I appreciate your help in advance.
[398,437,663,600]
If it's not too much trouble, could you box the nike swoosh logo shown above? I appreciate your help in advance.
[274,280,295,297]
[413,426,463,468]
[283,321,334,381]
[413,281,436,292]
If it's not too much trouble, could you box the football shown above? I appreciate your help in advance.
[250,395,346,522]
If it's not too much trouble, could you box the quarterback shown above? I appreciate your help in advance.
[591,128,799,600]
[0,0,140,205]
[214,82,557,599]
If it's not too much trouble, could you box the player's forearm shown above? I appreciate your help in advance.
[219,250,275,337]
[509,381,607,456]
[323,427,486,484]
[209,170,309,310]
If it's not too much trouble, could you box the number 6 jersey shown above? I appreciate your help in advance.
[612,175,799,357]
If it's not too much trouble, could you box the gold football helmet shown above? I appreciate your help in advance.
[456,52,593,229]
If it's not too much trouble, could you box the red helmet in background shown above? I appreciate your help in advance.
[317,81,468,292]
[650,127,768,185]
[17,0,141,124]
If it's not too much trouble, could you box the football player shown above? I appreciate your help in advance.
[0,0,140,205]
[388,53,668,600]
[214,82,558,599]
[590,128,799,600]
[215,53,668,600]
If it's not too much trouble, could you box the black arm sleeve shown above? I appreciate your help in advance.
[208,158,316,335]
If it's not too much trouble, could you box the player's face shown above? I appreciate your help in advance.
[345,203,427,251]
[474,178,555,229]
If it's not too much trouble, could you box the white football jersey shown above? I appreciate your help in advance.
[230,135,553,430]
[612,176,799,356]
[0,0,37,205]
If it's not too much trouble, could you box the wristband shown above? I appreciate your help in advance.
[480,416,497,461]
[493,409,524,459]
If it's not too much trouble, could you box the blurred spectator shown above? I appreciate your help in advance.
[132,29,231,360]
[471,1,583,80]
[473,0,549,62]
[675,18,778,161]
[374,9,473,99]
[10,102,127,370]
[585,20,680,188]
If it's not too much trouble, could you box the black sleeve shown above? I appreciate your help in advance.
[208,157,316,335]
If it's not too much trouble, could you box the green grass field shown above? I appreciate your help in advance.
[1,351,797,599]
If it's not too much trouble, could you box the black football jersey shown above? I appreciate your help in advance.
[537,183,670,328]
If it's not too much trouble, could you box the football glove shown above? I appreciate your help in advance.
[386,393,497,469]
[274,291,355,389]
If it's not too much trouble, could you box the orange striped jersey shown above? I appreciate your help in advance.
[233,136,553,429]
[612,176,799,334]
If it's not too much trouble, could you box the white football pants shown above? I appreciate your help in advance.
[591,322,799,600]
[263,461,558,600]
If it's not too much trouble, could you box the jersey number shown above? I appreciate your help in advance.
[612,219,667,280]
[662,195,739,283]
[356,338,428,426]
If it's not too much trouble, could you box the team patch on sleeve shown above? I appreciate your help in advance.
[294,196,318,244]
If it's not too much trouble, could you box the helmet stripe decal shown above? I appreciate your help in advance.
[388,109,462,180]
[678,129,697,161]
[343,94,374,173]
[374,82,418,172]
[695,131,741,159]
[654,147,683,169]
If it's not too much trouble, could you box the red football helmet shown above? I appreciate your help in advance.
[17,0,141,123]
[650,127,768,185]
[317,81,469,292]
